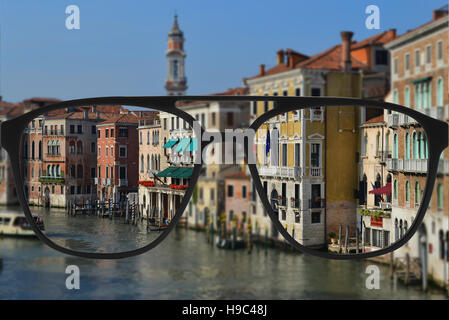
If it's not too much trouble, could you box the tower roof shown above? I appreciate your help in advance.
[168,14,183,37]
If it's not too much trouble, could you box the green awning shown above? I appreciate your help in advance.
[162,139,178,149]
[156,167,178,177]
[174,138,191,152]
[188,138,198,152]
[411,76,432,84]
[175,167,194,178]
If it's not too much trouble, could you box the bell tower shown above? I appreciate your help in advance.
[165,14,187,95]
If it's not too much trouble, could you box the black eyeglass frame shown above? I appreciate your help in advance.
[0,96,446,260]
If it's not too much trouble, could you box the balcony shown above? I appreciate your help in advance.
[278,197,287,208]
[94,178,98,185]
[257,166,303,179]
[387,158,427,173]
[310,167,321,177]
[279,113,287,122]
[424,106,445,121]
[358,206,391,218]
[398,113,418,127]
[38,176,65,184]
[102,178,106,185]
[106,178,111,186]
[291,198,301,210]
[292,110,300,122]
[438,159,449,175]
[387,114,399,128]
[118,179,128,187]
[310,108,322,121]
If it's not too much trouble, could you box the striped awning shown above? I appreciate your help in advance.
[162,139,179,149]
[174,138,191,152]
[188,138,198,152]
[156,167,194,179]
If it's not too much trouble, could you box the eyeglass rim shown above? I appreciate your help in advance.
[0,96,447,259]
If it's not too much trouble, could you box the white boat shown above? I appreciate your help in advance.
[0,212,45,237]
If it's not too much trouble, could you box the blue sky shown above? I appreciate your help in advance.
[0,0,446,102]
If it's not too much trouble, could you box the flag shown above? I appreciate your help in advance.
[265,129,271,156]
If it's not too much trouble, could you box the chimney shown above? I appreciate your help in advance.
[276,50,285,65]
[433,9,447,20]
[340,31,354,72]
[259,64,265,76]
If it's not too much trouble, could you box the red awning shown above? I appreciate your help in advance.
[369,182,392,195]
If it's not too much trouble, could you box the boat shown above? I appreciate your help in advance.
[216,237,245,250]
[0,212,45,237]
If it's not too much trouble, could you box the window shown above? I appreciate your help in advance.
[227,185,234,197]
[211,113,216,126]
[140,155,144,172]
[415,49,420,67]
[415,182,420,206]
[437,184,443,210]
[294,143,300,167]
[119,146,127,158]
[91,142,96,153]
[91,125,96,134]
[226,113,233,126]
[97,129,101,138]
[425,45,431,64]
[393,134,398,158]
[405,181,410,204]
[242,185,247,199]
[394,180,398,200]
[437,78,444,106]
[210,188,215,201]
[91,167,96,179]
[77,165,83,179]
[77,125,82,134]
[405,54,410,71]
[282,144,288,167]
[110,129,114,137]
[311,143,320,167]
[295,88,301,96]
[106,129,109,138]
[393,58,398,74]
[119,127,128,137]
[405,86,410,107]
[98,146,101,157]
[405,133,410,159]
[119,166,127,179]
[375,50,388,65]
[437,41,443,61]
[252,102,257,115]
[311,184,321,208]
[311,211,321,223]
[147,131,150,145]
[70,125,75,134]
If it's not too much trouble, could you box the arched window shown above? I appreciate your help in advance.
[419,132,425,159]
[393,134,398,158]
[51,164,55,177]
[148,154,151,171]
[415,181,420,206]
[405,181,410,204]
[157,155,160,170]
[375,132,380,155]
[394,179,398,200]
[399,220,404,238]
[140,154,144,172]
[437,78,444,106]
[56,165,61,177]
[56,140,60,155]
[31,141,35,159]
[69,141,75,154]
[47,165,51,176]
[394,219,399,242]
[405,133,410,159]
[437,184,443,210]
[413,132,419,159]
[439,230,445,259]
[393,89,398,104]
[405,86,410,107]
[363,134,368,156]
[38,141,42,159]
[47,141,51,155]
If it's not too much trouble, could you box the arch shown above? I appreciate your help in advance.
[140,154,144,172]
[412,131,419,159]
[393,134,398,158]
[415,181,420,206]
[57,165,61,177]
[393,179,398,200]
[405,180,410,203]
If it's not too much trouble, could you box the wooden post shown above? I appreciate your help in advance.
[108,198,112,219]
[356,228,359,254]
[264,227,268,253]
[125,200,129,223]
[247,218,252,254]
[132,199,136,225]
[389,251,395,278]
[344,225,349,253]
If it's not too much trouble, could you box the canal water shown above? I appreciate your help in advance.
[0,206,446,299]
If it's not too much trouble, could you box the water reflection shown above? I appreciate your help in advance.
[0,209,446,299]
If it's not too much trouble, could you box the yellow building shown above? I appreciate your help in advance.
[244,30,393,249]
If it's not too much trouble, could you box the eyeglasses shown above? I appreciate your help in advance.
[0,96,446,259]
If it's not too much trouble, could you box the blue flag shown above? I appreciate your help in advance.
[265,129,271,156]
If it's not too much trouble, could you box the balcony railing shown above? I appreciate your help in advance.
[380,202,392,210]
[291,198,300,210]
[387,114,399,128]
[376,150,392,162]
[278,197,287,207]
[138,119,160,127]
[38,176,65,184]
[257,166,303,179]
[387,158,427,173]
[310,108,322,121]
[118,179,128,186]
[398,113,418,127]
[310,167,321,177]
[424,106,445,121]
